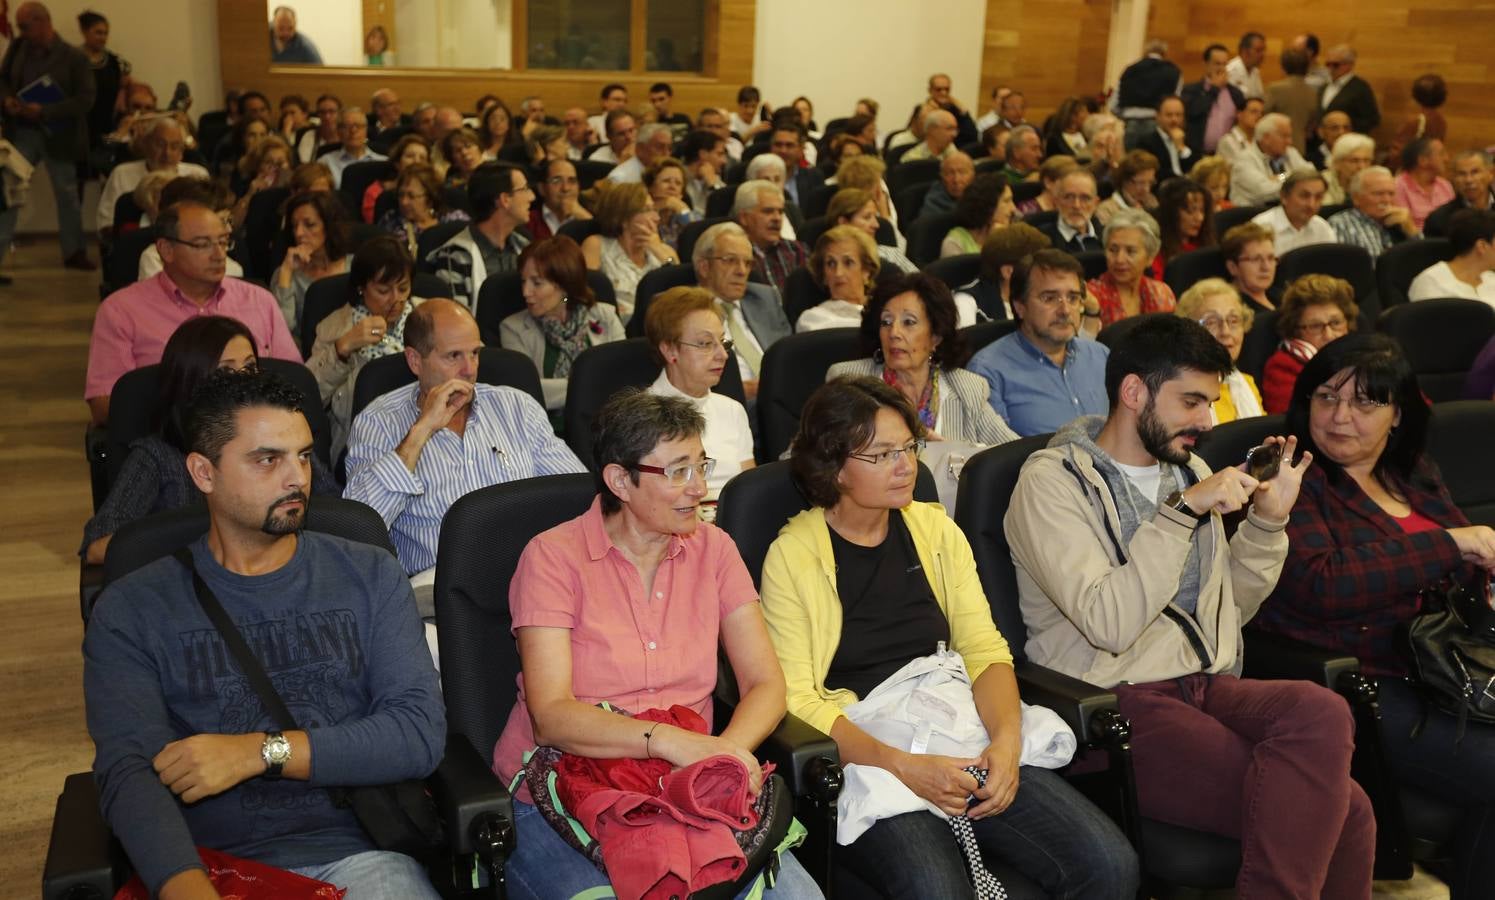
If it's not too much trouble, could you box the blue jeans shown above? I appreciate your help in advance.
[838,766,1138,900]
[0,125,85,263]
[289,849,440,899]
[1377,677,1495,899]
[506,799,823,900]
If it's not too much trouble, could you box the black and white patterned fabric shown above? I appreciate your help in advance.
[950,765,1008,900]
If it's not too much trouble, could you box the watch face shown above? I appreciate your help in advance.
[264,733,292,764]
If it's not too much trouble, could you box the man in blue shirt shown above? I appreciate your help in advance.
[85,369,444,898]
[966,249,1110,436]
[344,299,585,577]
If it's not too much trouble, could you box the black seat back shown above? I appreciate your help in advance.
[434,474,599,760]
[1163,246,1231,298]
[798,216,833,251]
[1214,205,1266,235]
[892,181,933,232]
[1238,309,1280,383]
[556,218,601,245]
[678,216,730,262]
[243,186,292,281]
[906,212,958,267]
[706,185,737,219]
[626,264,698,338]
[1375,238,1453,311]
[1072,249,1107,282]
[1277,243,1379,325]
[1096,312,1173,350]
[782,266,829,328]
[474,270,617,343]
[414,221,467,273]
[1193,414,1287,473]
[348,346,543,423]
[1023,209,1059,232]
[1378,299,1495,402]
[573,159,615,191]
[1426,401,1495,527]
[924,253,981,292]
[338,160,396,219]
[802,182,838,219]
[886,158,941,196]
[755,328,864,461]
[104,226,158,294]
[961,319,1018,355]
[1010,181,1044,206]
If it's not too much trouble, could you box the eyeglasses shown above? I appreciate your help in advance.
[546,175,579,186]
[848,439,926,466]
[1033,290,1086,308]
[707,255,753,270]
[1299,317,1348,336]
[676,337,734,354]
[1198,313,1245,332]
[633,458,716,486]
[1059,192,1097,203]
[165,235,234,253]
[1309,389,1390,414]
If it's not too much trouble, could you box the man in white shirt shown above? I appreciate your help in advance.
[561,107,592,160]
[322,107,387,188]
[97,118,209,237]
[901,109,959,162]
[1409,209,1495,307]
[692,222,791,401]
[529,158,590,239]
[1226,32,1266,100]
[586,84,628,146]
[1230,113,1308,207]
[696,108,744,163]
[679,129,727,214]
[974,85,1012,134]
[1250,168,1336,254]
[606,123,674,184]
[587,110,636,165]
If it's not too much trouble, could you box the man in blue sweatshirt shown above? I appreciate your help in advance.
[84,369,445,899]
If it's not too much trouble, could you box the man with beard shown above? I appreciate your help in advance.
[1006,315,1377,897]
[84,368,446,899]
[967,250,1110,436]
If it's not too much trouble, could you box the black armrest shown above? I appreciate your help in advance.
[428,734,514,858]
[81,564,104,624]
[42,772,125,900]
[1242,628,1366,698]
[755,713,843,802]
[86,424,110,513]
[1014,660,1125,747]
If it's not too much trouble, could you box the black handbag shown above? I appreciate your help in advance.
[1400,577,1495,747]
[173,549,445,859]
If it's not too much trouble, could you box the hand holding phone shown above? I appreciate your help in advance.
[1245,443,1282,482]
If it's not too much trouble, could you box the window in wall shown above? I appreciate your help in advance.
[526,0,632,70]
[645,2,705,72]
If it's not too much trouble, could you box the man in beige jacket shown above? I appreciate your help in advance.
[1005,312,1375,897]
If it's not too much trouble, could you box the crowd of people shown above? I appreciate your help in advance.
[22,2,1495,897]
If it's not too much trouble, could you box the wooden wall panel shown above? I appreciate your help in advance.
[986,0,1495,154]
[219,0,753,118]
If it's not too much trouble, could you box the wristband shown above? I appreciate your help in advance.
[644,722,661,758]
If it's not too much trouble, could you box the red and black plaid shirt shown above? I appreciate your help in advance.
[752,239,807,297]
[1253,461,1475,677]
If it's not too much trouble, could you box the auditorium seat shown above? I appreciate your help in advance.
[892,181,933,231]
[923,253,980,292]
[1426,400,1495,527]
[1377,298,1495,401]
[1163,246,1230,298]
[755,328,863,461]
[885,158,940,196]
[1214,205,1266,234]
[906,211,958,266]
[1375,238,1453,310]
[625,264,698,338]
[472,269,617,344]
[1277,243,1379,325]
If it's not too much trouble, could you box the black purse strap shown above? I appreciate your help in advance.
[174,548,299,733]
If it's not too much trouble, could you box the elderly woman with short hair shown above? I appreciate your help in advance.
[798,225,881,332]
[643,156,699,248]
[1085,207,1176,331]
[1320,133,1375,206]
[1261,274,1358,413]
[1095,149,1160,226]
[581,181,680,324]
[1174,278,1264,422]
[828,272,1019,444]
[826,187,915,273]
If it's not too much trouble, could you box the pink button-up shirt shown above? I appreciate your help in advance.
[1395,171,1455,233]
[492,497,758,800]
[84,272,300,400]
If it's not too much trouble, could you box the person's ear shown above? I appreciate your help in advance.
[603,462,633,503]
[185,451,216,495]
[1119,372,1150,414]
[404,345,422,377]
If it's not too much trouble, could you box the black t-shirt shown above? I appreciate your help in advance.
[825,509,951,699]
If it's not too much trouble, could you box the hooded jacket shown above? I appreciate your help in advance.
[1005,416,1288,688]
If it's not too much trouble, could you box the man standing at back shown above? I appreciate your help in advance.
[85,368,445,899]
[1319,45,1380,134]
[269,6,323,64]
[0,2,96,278]
[1182,44,1245,156]
[1005,315,1374,898]
[1114,39,1180,150]
[1226,31,1266,101]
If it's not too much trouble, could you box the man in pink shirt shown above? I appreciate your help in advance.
[85,201,299,424]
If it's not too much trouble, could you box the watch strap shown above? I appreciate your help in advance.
[262,730,288,780]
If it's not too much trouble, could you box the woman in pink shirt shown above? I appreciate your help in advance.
[491,390,822,900]
[1395,137,1454,232]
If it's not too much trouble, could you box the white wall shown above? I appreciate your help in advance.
[752,0,988,130]
[267,0,364,67]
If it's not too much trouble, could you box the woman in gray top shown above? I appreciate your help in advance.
[273,191,353,331]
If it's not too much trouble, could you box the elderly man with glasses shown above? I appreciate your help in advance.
[692,221,791,401]
[84,200,300,424]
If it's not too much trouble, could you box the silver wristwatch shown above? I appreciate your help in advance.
[261,730,292,780]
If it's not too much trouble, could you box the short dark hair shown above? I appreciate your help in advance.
[604,107,635,138]
[600,82,626,100]
[1301,33,1321,56]
[860,272,970,368]
[279,93,308,112]
[592,389,705,514]
[1239,31,1264,50]
[78,11,107,30]
[517,236,596,308]
[677,128,723,164]
[1411,74,1448,109]
[953,173,1008,230]
[467,162,523,221]
[185,368,305,463]
[159,176,234,215]
[154,200,216,241]
[156,316,259,450]
[1103,314,1233,406]
[1280,47,1309,77]
[790,377,924,509]
[771,119,805,143]
[280,191,352,260]
[1401,137,1437,172]
[1449,208,1495,256]
[649,82,673,95]
[737,86,760,105]
[240,90,270,111]
[1010,248,1084,306]
[1287,333,1431,492]
[1202,43,1229,61]
[347,234,414,305]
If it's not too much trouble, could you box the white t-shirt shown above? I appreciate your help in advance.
[647,370,754,500]
[1408,261,1495,309]
[796,300,864,332]
[1251,206,1336,256]
[1115,460,1164,505]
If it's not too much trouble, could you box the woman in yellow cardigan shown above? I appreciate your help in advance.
[758,376,1136,899]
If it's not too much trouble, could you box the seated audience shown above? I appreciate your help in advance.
[1088,208,1177,330]
[1006,314,1373,899]
[81,315,337,564]
[1017,155,1079,217]
[1222,222,1280,311]
[1189,155,1234,210]
[500,236,625,416]
[582,181,679,324]
[477,99,524,163]
[1215,96,1264,164]
[427,162,533,310]
[217,115,270,180]
[758,375,1137,899]
[734,179,807,296]
[85,368,445,900]
[441,128,484,187]
[1174,278,1264,422]
[273,190,353,332]
[588,108,636,165]
[323,107,387,188]
[769,119,826,208]
[827,187,916,273]
[643,287,755,502]
[289,161,334,194]
[643,156,699,247]
[1408,208,1495,306]
[1096,149,1159,226]
[489,387,820,899]
[139,178,244,281]
[1134,96,1194,179]
[678,128,728,214]
[967,250,1110,436]
[1305,110,1352,171]
[799,225,880,332]
[1151,177,1215,279]
[1251,168,1335,254]
[86,201,299,424]
[606,122,675,185]
[526,157,591,241]
[1320,132,1375,206]
[1261,274,1357,413]
[1084,115,1124,186]
[1329,166,1420,257]
[228,134,293,226]
[521,124,567,168]
[360,133,431,224]
[1395,137,1454,232]
[953,222,1052,321]
[128,172,176,226]
[828,273,1019,444]
[1229,113,1308,206]
[693,221,791,400]
[1038,169,1104,253]
[1425,150,1493,238]
[1043,95,1091,159]
[344,299,585,578]
[941,174,1015,259]
[835,154,903,244]
[1256,333,1495,899]
[902,108,959,162]
[918,151,975,218]
[308,236,427,458]
[298,94,342,163]
[378,163,469,257]
[1001,124,1042,185]
[97,118,208,238]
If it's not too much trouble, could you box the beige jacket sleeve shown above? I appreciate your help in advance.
[306,306,356,405]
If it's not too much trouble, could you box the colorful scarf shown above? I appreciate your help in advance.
[537,301,593,379]
[349,299,414,365]
[883,362,941,431]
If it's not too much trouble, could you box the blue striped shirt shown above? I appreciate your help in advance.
[344,382,586,574]
[1328,208,1397,258]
